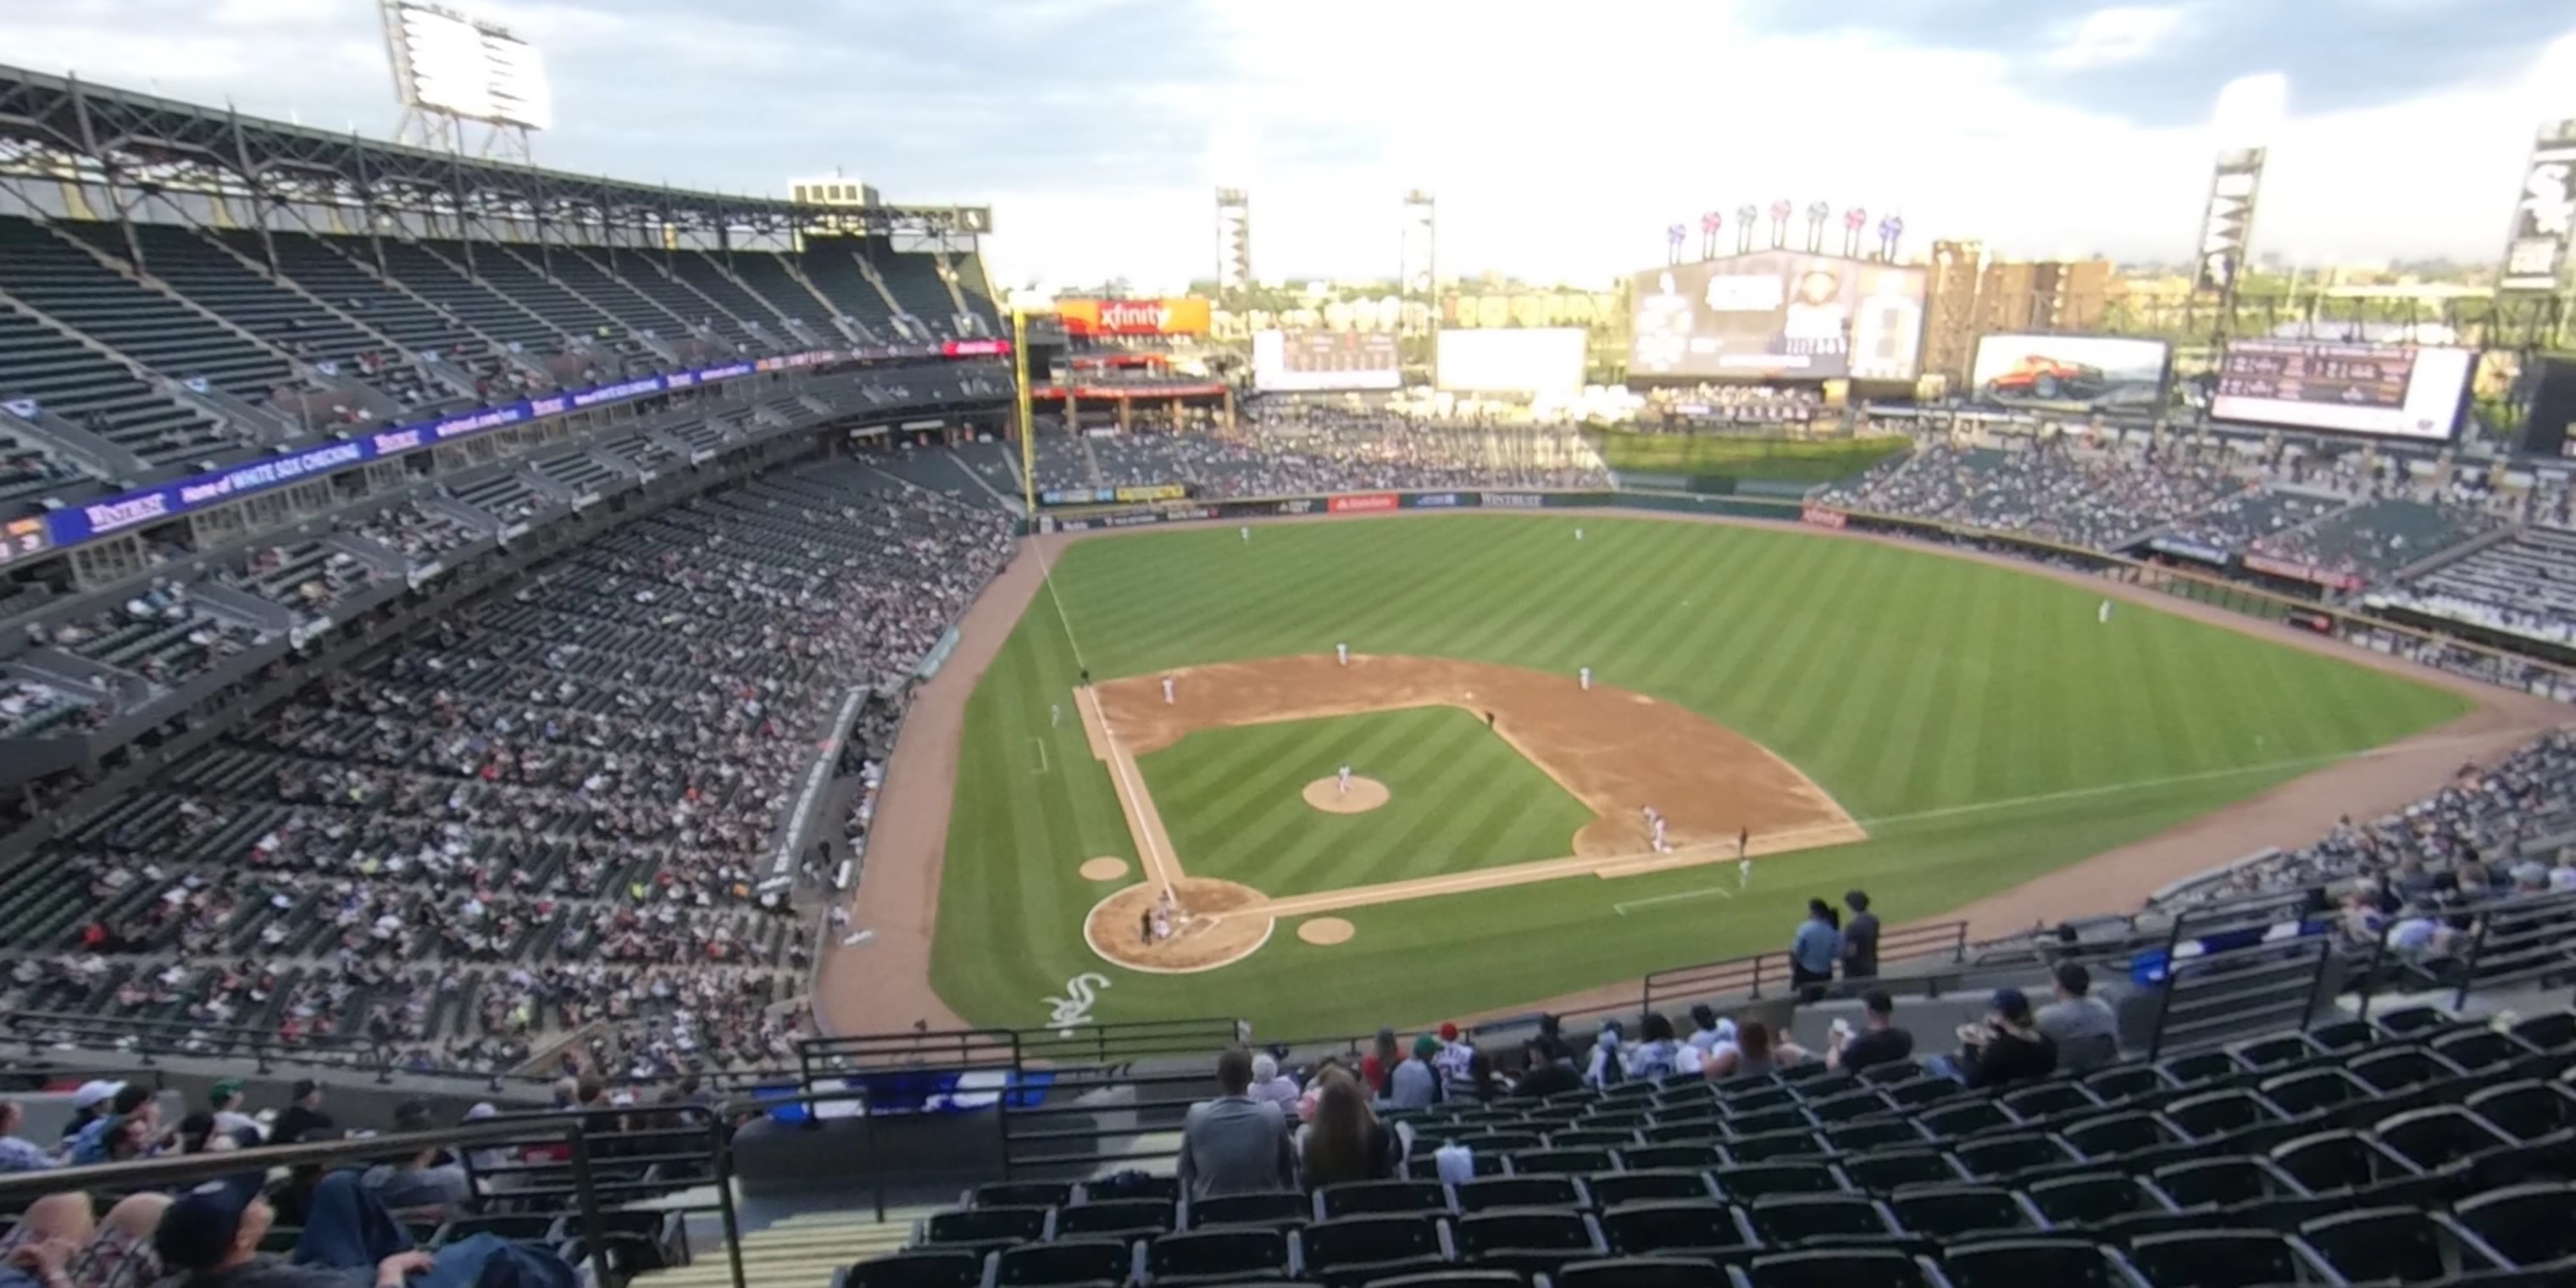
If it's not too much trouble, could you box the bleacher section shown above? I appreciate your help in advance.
[0,219,291,407]
[0,297,232,468]
[2155,488,2347,558]
[1820,443,2242,553]
[792,237,902,339]
[2377,527,2576,646]
[2248,497,2504,587]
[849,1008,2576,1288]
[0,458,1011,1074]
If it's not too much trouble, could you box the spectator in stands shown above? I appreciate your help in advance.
[1625,1013,1685,1081]
[1824,990,1914,1074]
[1386,1034,1444,1108]
[1584,1026,1627,1089]
[1246,1053,1300,1113]
[66,1085,154,1165]
[1299,1077,1400,1188]
[1432,1023,1475,1088]
[58,1083,119,1146]
[1528,1014,1577,1065]
[0,1102,53,1173]
[358,1102,469,1213]
[1514,1042,1582,1098]
[1840,890,1879,980]
[1459,1052,1508,1102]
[2035,963,2120,1073]
[1175,1047,1293,1201]
[272,1080,334,1146]
[1702,1020,1806,1080]
[1944,989,2057,1090]
[155,1172,565,1288]
[1790,899,1841,994]
[2553,852,2576,892]
[207,1081,259,1147]
[1685,1003,1736,1056]
[1361,1028,1399,1097]
[4,1188,171,1288]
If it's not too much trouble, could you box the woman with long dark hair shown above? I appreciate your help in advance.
[1302,1076,1400,1187]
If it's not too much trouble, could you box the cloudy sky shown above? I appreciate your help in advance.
[5,0,2571,291]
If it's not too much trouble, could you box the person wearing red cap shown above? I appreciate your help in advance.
[1431,1023,1474,1092]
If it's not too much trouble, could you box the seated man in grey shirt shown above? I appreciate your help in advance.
[2034,962,2121,1074]
[1177,1048,1295,1200]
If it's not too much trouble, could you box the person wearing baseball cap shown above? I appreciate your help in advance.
[58,1080,124,1144]
[208,1080,262,1146]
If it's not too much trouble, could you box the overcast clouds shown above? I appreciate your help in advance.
[4,0,2570,291]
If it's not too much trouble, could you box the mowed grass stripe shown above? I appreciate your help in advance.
[1296,712,1555,891]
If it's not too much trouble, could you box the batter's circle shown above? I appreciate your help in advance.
[1083,877,1275,974]
[1078,856,1130,880]
[1302,775,1391,814]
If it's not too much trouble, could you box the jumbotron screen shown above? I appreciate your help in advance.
[1252,330,1402,392]
[2210,340,2473,441]
[1630,252,1927,381]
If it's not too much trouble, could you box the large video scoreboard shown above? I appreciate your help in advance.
[2210,339,2473,440]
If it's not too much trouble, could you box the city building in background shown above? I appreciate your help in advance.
[1921,241,2115,389]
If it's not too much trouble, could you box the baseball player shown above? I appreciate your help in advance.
[1652,813,1669,853]
[1162,675,1175,704]
[2098,599,2113,625]
[1240,526,1250,542]
[1336,641,1349,666]
[1338,763,1353,795]
[1575,528,1585,541]
[1050,703,1062,728]
[1740,856,1753,889]
[1579,665,1592,691]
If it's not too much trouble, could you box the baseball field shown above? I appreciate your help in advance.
[917,514,2477,1038]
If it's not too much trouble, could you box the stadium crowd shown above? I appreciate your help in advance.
[1033,402,1610,500]
[1818,437,2245,552]
[0,458,1013,1078]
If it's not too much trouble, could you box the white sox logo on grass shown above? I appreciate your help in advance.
[1045,972,1111,1028]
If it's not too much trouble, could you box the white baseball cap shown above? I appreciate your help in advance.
[70,1080,125,1109]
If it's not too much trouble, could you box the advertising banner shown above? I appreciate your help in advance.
[2211,340,2473,440]
[1481,492,1546,509]
[1329,492,1400,514]
[1801,505,1848,529]
[1056,297,1213,336]
[1969,335,2172,412]
[2500,123,2576,293]
[1629,252,1926,381]
[2147,536,2231,564]
[1113,484,1188,502]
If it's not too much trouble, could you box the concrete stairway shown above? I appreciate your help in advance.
[630,1208,930,1288]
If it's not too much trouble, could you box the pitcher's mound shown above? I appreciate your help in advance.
[1079,856,1129,880]
[1297,917,1355,946]
[1303,776,1390,813]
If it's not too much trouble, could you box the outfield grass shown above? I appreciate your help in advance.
[1592,431,1907,481]
[929,515,2468,1037]
[1140,708,1595,897]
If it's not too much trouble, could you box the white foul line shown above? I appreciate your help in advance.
[1614,886,1735,915]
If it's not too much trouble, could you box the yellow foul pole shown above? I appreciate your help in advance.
[1013,306,1036,515]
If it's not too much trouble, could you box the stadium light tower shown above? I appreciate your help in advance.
[380,0,551,161]
[1214,188,1252,306]
[1399,190,1437,336]
[2195,72,2289,342]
